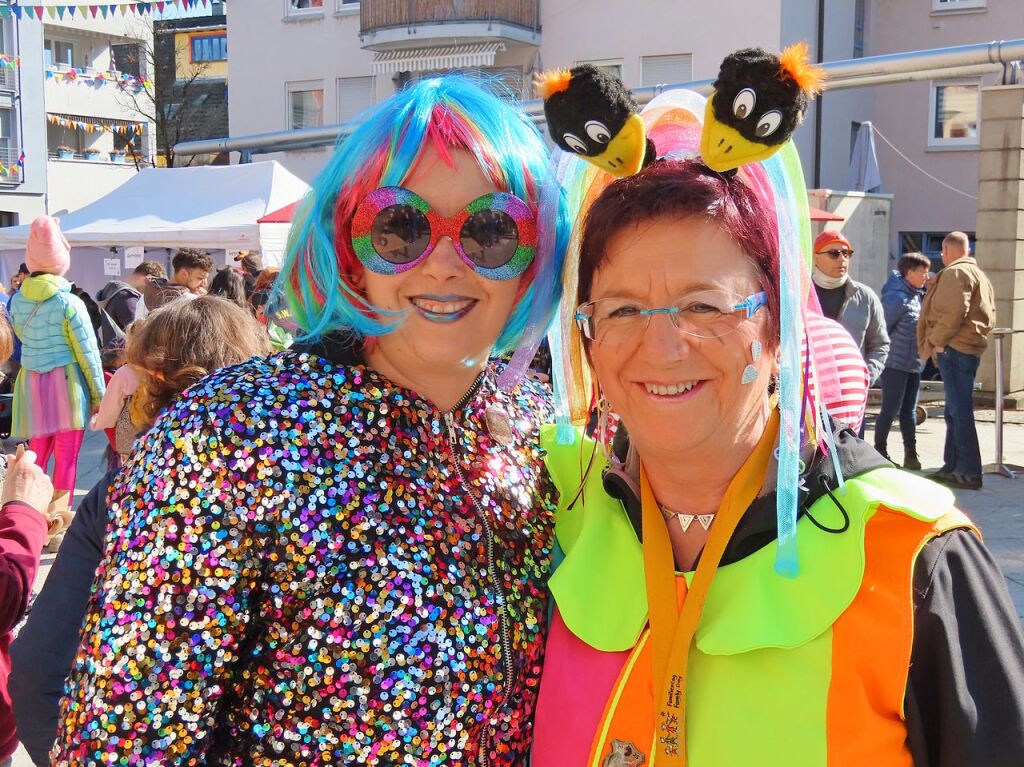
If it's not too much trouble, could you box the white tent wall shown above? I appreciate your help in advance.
[257,223,291,267]
[0,162,309,295]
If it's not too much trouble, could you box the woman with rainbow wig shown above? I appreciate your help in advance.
[531,74,1024,765]
[52,76,569,766]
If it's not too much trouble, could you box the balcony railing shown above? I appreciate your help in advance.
[0,146,22,183]
[0,61,17,93]
[360,0,540,35]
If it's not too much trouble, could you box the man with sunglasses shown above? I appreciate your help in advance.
[811,231,889,405]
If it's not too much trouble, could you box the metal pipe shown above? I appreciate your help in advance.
[176,38,1024,157]
[987,328,1019,480]
[813,0,825,188]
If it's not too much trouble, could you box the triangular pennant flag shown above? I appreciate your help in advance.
[0,7,10,20]
[120,3,128,15]
[56,6,66,19]
[156,1,165,10]
[100,4,108,17]
[79,5,89,17]
[90,5,99,17]
[10,6,21,20]
[47,7,58,19]
[67,6,77,17]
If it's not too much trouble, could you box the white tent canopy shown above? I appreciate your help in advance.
[0,161,309,250]
[0,161,309,294]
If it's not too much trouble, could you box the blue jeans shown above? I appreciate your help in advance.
[874,368,921,455]
[936,347,982,478]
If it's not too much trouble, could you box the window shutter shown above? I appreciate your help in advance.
[336,76,375,123]
[641,54,692,87]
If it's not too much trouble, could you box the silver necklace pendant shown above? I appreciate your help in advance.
[485,405,514,446]
[660,506,715,533]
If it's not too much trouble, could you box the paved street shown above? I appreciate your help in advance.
[10,406,1024,765]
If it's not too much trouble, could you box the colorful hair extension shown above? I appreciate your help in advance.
[272,75,570,362]
[553,88,846,576]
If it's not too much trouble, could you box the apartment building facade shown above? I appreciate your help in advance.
[226,0,1018,265]
[0,7,46,225]
[40,8,155,215]
[153,3,229,166]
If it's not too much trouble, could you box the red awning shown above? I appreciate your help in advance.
[257,201,299,224]
[809,205,844,222]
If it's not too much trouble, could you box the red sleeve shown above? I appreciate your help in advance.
[0,501,48,633]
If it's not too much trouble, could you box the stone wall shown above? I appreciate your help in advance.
[976,85,1024,397]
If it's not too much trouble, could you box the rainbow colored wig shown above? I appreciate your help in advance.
[275,75,570,369]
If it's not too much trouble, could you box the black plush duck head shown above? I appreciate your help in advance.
[536,65,655,177]
[700,42,825,172]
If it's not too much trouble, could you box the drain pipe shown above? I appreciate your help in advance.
[813,0,825,188]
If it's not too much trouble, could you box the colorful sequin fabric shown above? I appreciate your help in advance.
[54,352,556,766]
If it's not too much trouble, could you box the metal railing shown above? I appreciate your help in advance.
[360,0,539,34]
[985,328,1024,480]
[0,146,21,182]
[0,62,17,93]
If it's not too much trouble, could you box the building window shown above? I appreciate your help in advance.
[0,108,11,157]
[43,39,74,68]
[191,34,227,63]
[111,43,142,77]
[288,0,323,13]
[853,0,865,58]
[288,82,324,130]
[336,76,374,123]
[575,60,623,81]
[929,81,979,148]
[0,212,17,228]
[901,231,976,270]
[932,0,985,11]
[336,0,359,9]
[641,54,692,88]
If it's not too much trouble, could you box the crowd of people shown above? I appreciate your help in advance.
[0,68,1017,767]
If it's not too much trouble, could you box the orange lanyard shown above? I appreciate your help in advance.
[641,410,779,766]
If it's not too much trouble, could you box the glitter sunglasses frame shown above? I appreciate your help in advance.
[350,186,538,281]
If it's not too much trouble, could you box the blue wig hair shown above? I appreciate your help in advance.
[274,75,569,360]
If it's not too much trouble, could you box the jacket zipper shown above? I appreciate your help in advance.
[441,376,515,767]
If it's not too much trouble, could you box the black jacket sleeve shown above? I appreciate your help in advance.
[9,472,113,767]
[905,528,1024,766]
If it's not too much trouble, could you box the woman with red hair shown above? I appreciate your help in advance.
[532,150,1024,766]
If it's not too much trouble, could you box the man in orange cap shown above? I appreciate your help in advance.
[812,230,889,382]
[812,230,889,437]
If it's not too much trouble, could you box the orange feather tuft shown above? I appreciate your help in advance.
[778,41,826,96]
[534,69,573,99]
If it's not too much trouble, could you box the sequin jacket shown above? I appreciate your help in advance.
[54,351,556,767]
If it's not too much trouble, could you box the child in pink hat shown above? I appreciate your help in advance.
[8,216,105,544]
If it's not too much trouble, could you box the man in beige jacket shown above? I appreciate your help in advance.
[918,232,996,489]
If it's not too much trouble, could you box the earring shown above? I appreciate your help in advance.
[741,340,761,385]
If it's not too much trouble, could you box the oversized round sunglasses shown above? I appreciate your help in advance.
[350,186,538,280]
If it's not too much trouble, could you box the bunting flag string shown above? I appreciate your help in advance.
[0,55,20,69]
[9,1,211,20]
[0,152,25,180]
[48,114,143,136]
[45,67,152,91]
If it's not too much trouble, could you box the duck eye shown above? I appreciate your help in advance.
[732,88,756,119]
[584,120,611,144]
[562,133,588,153]
[755,110,783,137]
